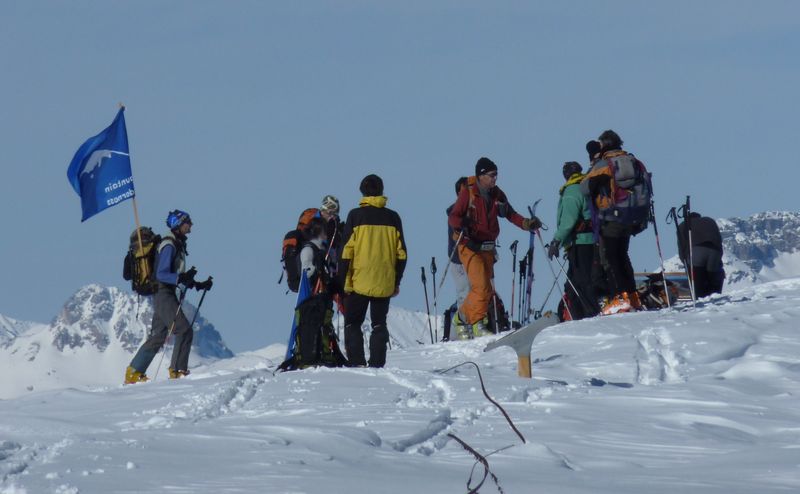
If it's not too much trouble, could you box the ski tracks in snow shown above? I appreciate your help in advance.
[124,370,272,430]
[635,328,685,385]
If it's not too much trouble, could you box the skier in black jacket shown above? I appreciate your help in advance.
[677,212,725,298]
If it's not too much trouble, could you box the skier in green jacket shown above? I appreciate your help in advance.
[547,162,600,320]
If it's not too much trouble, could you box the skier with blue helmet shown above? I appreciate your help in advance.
[125,209,213,383]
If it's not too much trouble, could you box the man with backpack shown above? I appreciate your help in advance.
[124,210,213,384]
[547,161,600,321]
[447,157,542,337]
[339,174,407,368]
[443,177,470,340]
[282,195,344,293]
[677,212,725,298]
[279,217,348,370]
[581,130,651,314]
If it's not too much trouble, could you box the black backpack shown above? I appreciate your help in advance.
[123,227,161,296]
[280,208,320,292]
[281,229,305,292]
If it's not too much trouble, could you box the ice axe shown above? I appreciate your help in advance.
[484,312,558,378]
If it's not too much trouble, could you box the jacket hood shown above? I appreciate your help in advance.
[359,196,388,208]
[560,173,586,195]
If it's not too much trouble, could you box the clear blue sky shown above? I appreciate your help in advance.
[1,1,798,352]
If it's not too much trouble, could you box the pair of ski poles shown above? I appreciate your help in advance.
[152,275,212,381]
[421,257,439,344]
[666,196,697,307]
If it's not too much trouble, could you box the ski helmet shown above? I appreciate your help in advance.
[166,209,192,230]
[320,195,340,215]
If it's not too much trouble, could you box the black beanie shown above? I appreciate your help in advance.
[598,130,623,151]
[359,174,384,196]
[562,161,583,180]
[475,157,498,176]
[454,176,468,195]
[586,140,602,159]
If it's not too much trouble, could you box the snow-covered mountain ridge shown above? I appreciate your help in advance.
[663,210,800,285]
[1,278,799,493]
[0,285,232,399]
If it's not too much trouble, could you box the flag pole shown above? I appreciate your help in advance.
[119,102,144,256]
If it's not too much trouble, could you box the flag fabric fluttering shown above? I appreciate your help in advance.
[66,108,135,221]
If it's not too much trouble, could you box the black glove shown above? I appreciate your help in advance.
[195,276,213,291]
[547,240,560,260]
[178,267,197,288]
[524,216,542,232]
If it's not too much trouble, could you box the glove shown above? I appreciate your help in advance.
[460,216,473,230]
[178,267,197,288]
[523,216,542,232]
[195,276,213,291]
[547,240,560,260]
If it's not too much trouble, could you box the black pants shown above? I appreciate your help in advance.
[690,245,724,298]
[344,293,390,367]
[601,233,636,297]
[565,244,600,320]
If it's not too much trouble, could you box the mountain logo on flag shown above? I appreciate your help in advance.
[80,150,130,179]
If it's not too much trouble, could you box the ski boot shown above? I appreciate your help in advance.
[124,366,149,384]
[629,291,643,311]
[451,313,473,340]
[168,368,190,379]
[471,318,493,338]
[602,292,632,315]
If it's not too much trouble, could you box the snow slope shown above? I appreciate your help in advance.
[2,279,800,493]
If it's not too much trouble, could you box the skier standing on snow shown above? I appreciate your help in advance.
[447,178,471,306]
[547,161,600,320]
[581,130,650,314]
[447,157,541,337]
[125,210,213,383]
[677,212,725,298]
[339,174,407,367]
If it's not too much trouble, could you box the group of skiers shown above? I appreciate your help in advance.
[278,174,408,371]
[121,130,726,383]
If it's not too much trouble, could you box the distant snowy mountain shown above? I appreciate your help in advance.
[664,211,800,288]
[0,314,33,348]
[0,284,233,398]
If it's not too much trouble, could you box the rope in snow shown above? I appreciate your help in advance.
[447,433,504,494]
[439,361,527,443]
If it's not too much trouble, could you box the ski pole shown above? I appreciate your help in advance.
[430,257,438,342]
[490,278,500,334]
[152,284,189,381]
[667,206,692,303]
[509,240,518,321]
[685,196,697,307]
[517,257,526,326]
[537,268,562,317]
[421,266,434,344]
[187,280,212,330]
[535,232,574,321]
[431,230,464,311]
[649,200,671,309]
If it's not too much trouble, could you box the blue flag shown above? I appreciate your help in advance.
[285,271,312,361]
[67,108,135,222]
